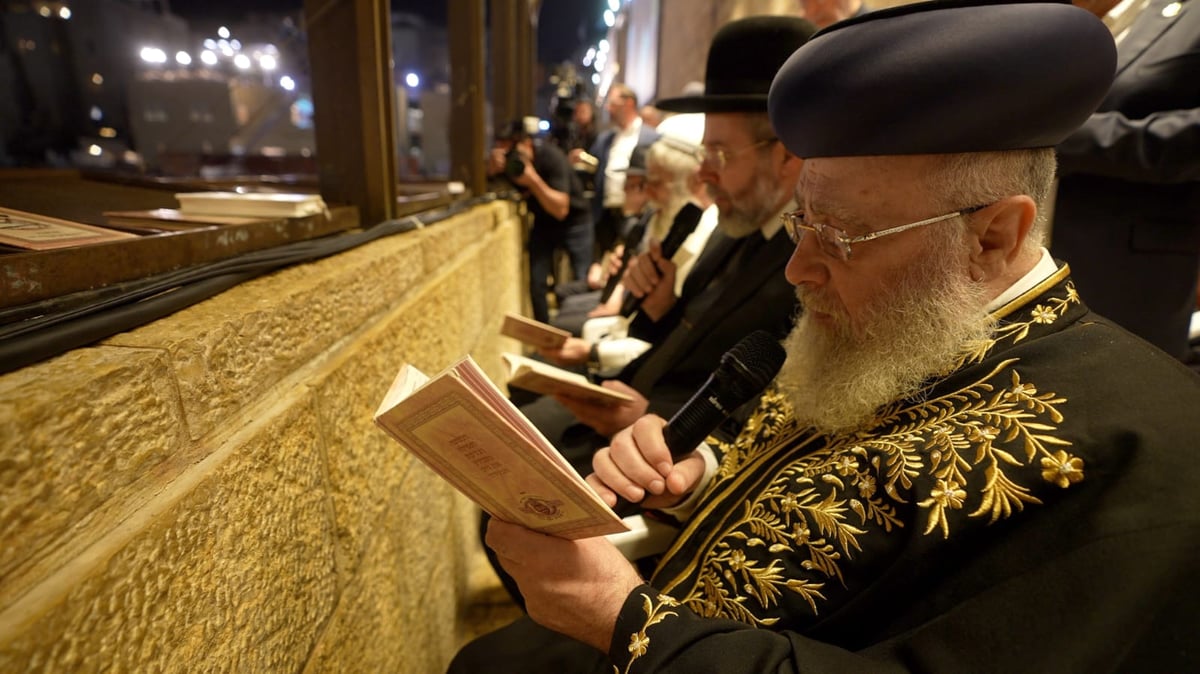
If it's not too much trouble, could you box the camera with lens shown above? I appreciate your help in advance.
[504,149,526,180]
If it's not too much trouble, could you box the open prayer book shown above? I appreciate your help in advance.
[501,352,633,405]
[373,357,628,539]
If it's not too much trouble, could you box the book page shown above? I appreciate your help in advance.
[374,364,431,418]
[374,356,627,539]
[502,352,634,405]
[501,312,570,349]
[175,192,327,218]
[0,207,135,250]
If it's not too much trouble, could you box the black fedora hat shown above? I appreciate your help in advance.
[657,15,817,114]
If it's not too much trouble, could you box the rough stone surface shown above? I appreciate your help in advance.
[0,202,524,672]
[0,347,187,585]
[106,228,427,442]
[0,401,339,673]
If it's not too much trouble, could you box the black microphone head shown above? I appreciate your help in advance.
[715,330,787,406]
[658,202,705,258]
[661,330,787,457]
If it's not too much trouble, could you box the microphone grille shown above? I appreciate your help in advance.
[721,330,787,397]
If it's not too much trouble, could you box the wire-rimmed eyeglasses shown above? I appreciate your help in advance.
[779,204,988,261]
[693,138,777,171]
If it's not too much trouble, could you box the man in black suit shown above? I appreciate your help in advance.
[521,16,817,478]
[485,15,816,611]
[573,84,660,262]
[1051,0,1200,362]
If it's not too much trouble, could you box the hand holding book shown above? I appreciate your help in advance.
[374,356,628,539]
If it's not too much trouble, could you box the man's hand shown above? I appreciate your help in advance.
[487,147,507,177]
[622,240,678,321]
[587,415,708,510]
[486,519,644,652]
[538,337,591,367]
[554,380,648,437]
[586,262,606,290]
[587,288,624,318]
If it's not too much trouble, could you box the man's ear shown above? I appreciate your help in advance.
[967,195,1036,280]
[775,146,804,181]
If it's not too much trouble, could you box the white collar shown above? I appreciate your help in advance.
[985,247,1058,312]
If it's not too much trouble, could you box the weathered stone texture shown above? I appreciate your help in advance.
[0,202,525,673]
[0,401,338,674]
[0,347,187,585]
[106,229,426,442]
[303,461,466,674]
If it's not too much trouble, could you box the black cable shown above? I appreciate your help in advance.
[0,193,502,374]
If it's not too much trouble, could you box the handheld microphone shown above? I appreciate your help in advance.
[620,202,705,317]
[599,209,654,304]
[662,330,787,458]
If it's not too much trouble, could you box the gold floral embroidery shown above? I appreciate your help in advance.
[675,361,1082,627]
[619,592,680,674]
[1040,449,1085,488]
[662,281,1087,629]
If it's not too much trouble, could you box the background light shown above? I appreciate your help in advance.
[259,54,278,71]
[200,50,218,66]
[59,6,71,19]
[280,75,296,91]
[405,72,420,88]
[139,47,167,64]
[603,9,615,27]
[233,54,251,70]
[217,26,230,39]
[175,51,192,66]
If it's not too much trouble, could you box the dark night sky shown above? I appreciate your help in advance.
[167,0,608,64]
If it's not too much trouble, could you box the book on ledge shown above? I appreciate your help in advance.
[175,191,328,218]
[0,207,136,251]
[501,352,633,405]
[500,312,570,349]
[102,208,266,233]
[373,357,628,539]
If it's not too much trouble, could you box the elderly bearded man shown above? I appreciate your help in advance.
[451,2,1200,672]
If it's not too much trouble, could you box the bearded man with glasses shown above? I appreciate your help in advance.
[454,2,1200,672]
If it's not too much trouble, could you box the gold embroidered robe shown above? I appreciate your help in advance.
[609,268,1200,673]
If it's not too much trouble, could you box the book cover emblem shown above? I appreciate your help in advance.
[520,495,565,521]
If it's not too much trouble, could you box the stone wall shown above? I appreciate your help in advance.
[0,200,526,673]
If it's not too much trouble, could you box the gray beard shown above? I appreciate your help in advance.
[776,237,996,435]
[710,161,785,239]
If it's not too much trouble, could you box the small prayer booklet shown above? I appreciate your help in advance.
[175,191,328,218]
[0,207,135,251]
[500,312,571,349]
[374,356,628,539]
[502,352,633,405]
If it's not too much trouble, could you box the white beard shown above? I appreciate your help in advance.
[647,189,692,245]
[776,233,996,435]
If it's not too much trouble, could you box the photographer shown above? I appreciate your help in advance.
[489,119,594,323]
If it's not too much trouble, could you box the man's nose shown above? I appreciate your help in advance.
[784,232,829,287]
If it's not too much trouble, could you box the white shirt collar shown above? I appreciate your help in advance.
[985,247,1059,312]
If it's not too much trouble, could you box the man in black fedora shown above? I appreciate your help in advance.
[452,1,1199,671]
[514,14,814,483]
[479,13,815,615]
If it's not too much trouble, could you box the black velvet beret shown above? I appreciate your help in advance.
[768,0,1117,157]
[657,15,817,114]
